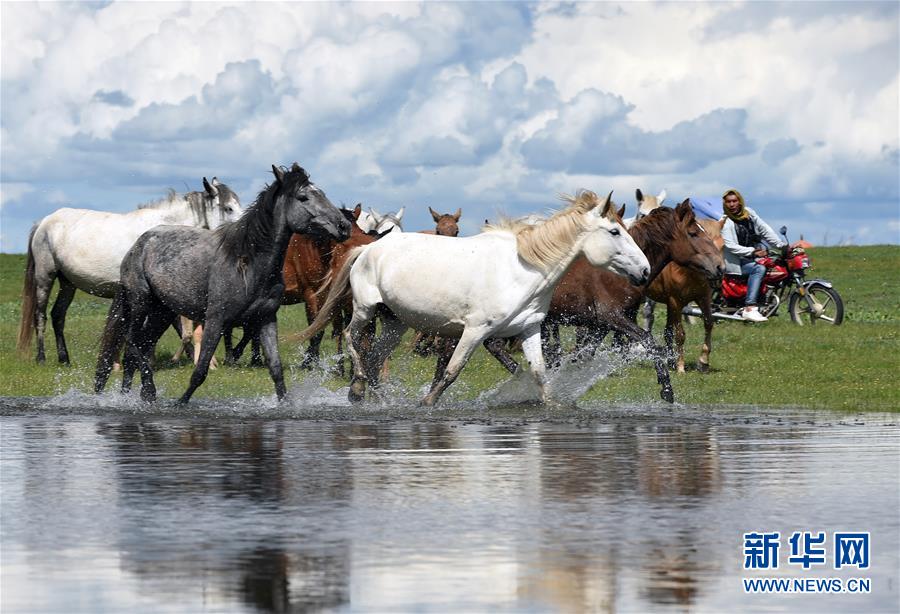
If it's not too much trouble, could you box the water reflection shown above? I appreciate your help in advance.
[1,402,897,613]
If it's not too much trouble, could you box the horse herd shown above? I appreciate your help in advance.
[17,163,726,407]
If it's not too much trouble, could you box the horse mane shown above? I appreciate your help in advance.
[628,207,678,266]
[137,183,236,223]
[485,190,601,271]
[214,167,305,260]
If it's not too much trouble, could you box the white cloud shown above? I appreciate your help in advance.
[0,1,897,252]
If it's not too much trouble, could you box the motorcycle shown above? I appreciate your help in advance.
[683,225,844,325]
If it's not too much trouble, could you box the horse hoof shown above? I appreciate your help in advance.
[348,378,366,403]
[140,391,157,403]
[697,362,710,374]
[661,387,675,403]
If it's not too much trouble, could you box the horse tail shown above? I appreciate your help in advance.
[94,287,129,393]
[16,224,39,356]
[293,246,365,345]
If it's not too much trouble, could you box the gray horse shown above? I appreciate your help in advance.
[94,163,352,404]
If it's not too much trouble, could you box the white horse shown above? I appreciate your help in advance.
[356,206,405,234]
[18,178,243,364]
[297,190,650,407]
[624,188,666,228]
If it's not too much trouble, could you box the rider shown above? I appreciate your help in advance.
[721,188,785,322]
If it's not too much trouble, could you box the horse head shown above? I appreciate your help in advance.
[273,163,351,242]
[370,206,404,234]
[625,188,666,229]
[429,206,461,237]
[580,191,650,285]
[667,199,725,284]
[193,177,243,229]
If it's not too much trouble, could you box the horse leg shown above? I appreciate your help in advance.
[135,309,173,402]
[483,337,518,374]
[191,322,216,369]
[433,336,459,388]
[250,332,264,367]
[540,319,561,368]
[32,271,55,364]
[223,327,236,365]
[300,301,321,370]
[50,275,76,365]
[609,315,674,403]
[177,318,224,405]
[171,316,191,363]
[365,309,408,395]
[256,318,286,400]
[331,308,345,377]
[520,325,548,403]
[344,306,377,403]
[642,298,656,332]
[664,300,685,372]
[697,292,715,373]
[120,294,151,395]
[421,326,487,407]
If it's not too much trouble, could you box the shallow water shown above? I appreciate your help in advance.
[1,394,898,613]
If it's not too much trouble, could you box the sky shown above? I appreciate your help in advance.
[2,1,898,252]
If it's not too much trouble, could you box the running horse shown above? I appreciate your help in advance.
[18,178,242,364]
[487,200,723,402]
[94,164,351,403]
[645,218,726,373]
[296,190,650,407]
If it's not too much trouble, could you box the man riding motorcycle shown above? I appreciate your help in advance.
[720,189,786,322]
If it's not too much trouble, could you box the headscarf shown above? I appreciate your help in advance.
[722,188,749,222]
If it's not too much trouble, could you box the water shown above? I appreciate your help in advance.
[1,393,898,613]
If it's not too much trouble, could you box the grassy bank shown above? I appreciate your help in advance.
[0,247,898,411]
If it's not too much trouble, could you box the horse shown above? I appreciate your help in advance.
[94,164,352,404]
[356,206,405,234]
[17,178,242,364]
[644,218,726,373]
[491,200,723,402]
[295,190,651,407]
[280,204,384,370]
[624,188,666,228]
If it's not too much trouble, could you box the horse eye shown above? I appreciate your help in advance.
[299,194,309,202]
[610,228,620,236]
[689,230,698,237]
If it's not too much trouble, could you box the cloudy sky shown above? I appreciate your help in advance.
[2,1,898,252]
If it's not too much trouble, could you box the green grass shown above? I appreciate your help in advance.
[1,246,898,411]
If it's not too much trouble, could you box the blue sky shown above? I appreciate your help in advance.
[2,1,898,252]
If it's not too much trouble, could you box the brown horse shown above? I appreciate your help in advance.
[282,204,383,369]
[470,200,724,401]
[644,218,725,373]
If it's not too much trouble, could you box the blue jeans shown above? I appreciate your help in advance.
[741,260,766,306]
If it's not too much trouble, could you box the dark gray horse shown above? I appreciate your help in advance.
[94,163,352,404]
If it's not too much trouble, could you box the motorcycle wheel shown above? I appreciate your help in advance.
[788,285,844,325]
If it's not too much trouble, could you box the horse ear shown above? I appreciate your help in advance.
[657,189,667,205]
[453,208,461,221]
[370,208,382,223]
[353,203,362,220]
[635,188,644,203]
[598,191,614,218]
[396,206,405,220]
[675,199,694,223]
[272,165,285,185]
[211,177,221,187]
[429,206,441,223]
[203,177,218,198]
[718,217,727,230]
[617,204,626,219]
